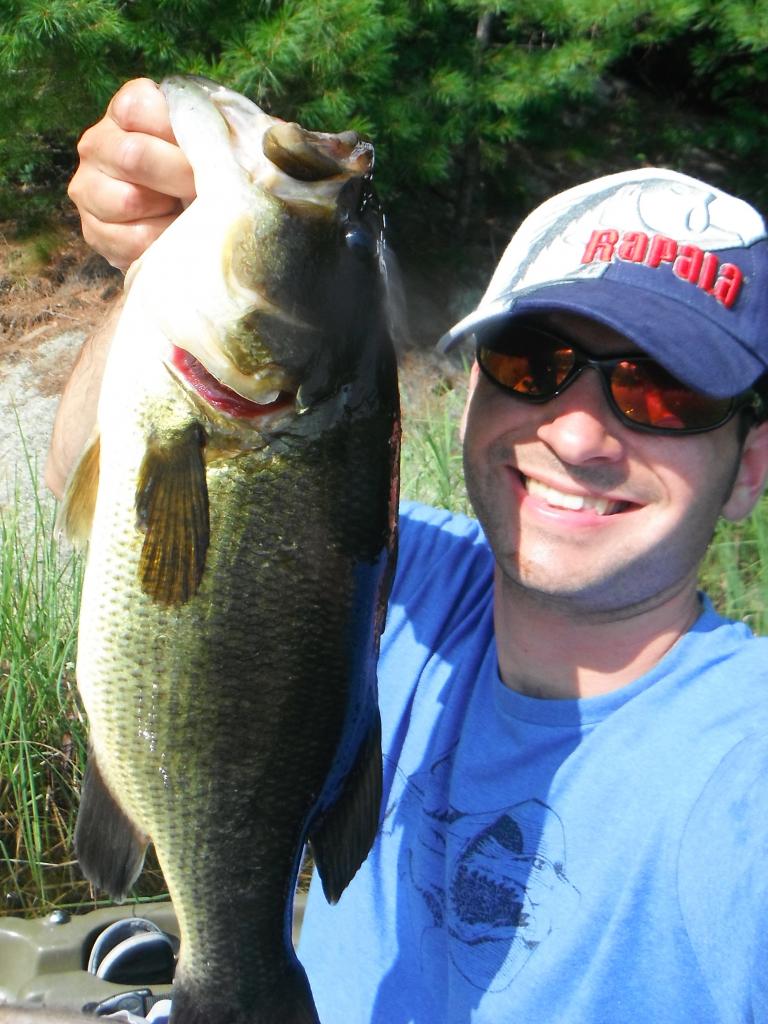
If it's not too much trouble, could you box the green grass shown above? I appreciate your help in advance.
[0,463,86,913]
[399,352,471,515]
[3,372,768,916]
[700,495,768,634]
[0,462,168,914]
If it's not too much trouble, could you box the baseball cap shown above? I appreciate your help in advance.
[439,168,768,398]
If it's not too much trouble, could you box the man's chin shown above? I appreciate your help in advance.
[493,560,663,619]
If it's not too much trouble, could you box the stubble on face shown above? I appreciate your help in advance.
[462,377,745,622]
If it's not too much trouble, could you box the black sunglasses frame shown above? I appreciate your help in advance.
[475,329,765,436]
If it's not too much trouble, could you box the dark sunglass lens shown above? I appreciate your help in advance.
[610,361,732,430]
[478,337,576,398]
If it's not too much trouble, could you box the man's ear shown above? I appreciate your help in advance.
[459,359,481,443]
[723,420,768,521]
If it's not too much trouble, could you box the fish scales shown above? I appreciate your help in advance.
[84,430,390,1012]
[61,76,399,1024]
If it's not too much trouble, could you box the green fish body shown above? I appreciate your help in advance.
[62,76,399,1024]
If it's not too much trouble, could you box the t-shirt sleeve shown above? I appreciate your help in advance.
[376,502,494,712]
[389,502,492,625]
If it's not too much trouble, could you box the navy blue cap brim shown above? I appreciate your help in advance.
[439,279,766,399]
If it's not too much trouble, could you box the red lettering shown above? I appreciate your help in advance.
[617,231,649,262]
[577,227,741,311]
[582,229,618,263]
[645,235,678,268]
[673,244,704,284]
[698,252,719,293]
[712,264,743,308]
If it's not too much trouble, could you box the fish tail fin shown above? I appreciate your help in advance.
[74,748,148,902]
[169,959,320,1024]
[309,709,382,904]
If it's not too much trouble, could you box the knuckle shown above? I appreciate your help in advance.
[79,218,103,256]
[111,78,158,131]
[66,174,81,205]
[76,124,98,158]
[95,233,139,273]
[116,134,147,178]
[131,221,162,255]
[120,223,159,267]
[117,184,150,222]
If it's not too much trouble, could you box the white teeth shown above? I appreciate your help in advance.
[525,477,618,515]
[250,390,280,405]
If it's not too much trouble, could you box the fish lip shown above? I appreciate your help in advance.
[263,122,374,179]
[169,346,296,420]
[162,74,374,187]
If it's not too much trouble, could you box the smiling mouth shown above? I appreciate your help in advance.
[522,475,634,516]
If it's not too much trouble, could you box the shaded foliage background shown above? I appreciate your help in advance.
[2,0,768,336]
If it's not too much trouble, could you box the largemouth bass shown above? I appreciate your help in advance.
[60,76,399,1024]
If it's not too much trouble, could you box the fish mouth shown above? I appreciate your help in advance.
[168,75,373,190]
[170,346,294,419]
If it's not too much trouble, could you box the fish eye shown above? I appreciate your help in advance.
[344,224,378,257]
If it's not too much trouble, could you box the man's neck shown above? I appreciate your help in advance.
[493,570,702,700]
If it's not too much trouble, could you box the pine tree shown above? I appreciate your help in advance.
[1,0,767,253]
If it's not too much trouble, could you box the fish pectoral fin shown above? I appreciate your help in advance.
[74,750,149,903]
[308,709,382,904]
[135,422,209,606]
[56,432,100,547]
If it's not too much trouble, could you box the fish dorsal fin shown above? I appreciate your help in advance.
[74,749,148,902]
[135,421,209,606]
[308,710,382,904]
[57,432,101,547]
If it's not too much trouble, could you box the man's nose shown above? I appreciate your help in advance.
[536,368,627,465]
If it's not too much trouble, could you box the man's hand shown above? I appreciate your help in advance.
[48,79,196,497]
[68,78,195,272]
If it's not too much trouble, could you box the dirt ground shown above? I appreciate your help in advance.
[0,221,121,516]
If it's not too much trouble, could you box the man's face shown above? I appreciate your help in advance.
[462,312,754,617]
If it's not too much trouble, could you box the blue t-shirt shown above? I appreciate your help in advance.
[298,501,768,1024]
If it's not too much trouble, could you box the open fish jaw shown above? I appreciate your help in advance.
[167,76,373,201]
[150,77,377,410]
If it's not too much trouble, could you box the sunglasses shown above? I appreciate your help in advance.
[475,324,764,435]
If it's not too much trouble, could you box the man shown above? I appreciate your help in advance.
[47,79,768,1023]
